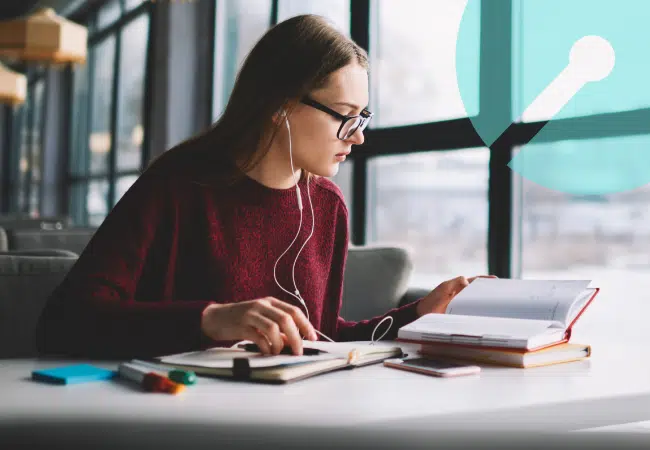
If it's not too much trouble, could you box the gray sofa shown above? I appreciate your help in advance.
[0,251,79,358]
[2,227,97,255]
[0,235,426,358]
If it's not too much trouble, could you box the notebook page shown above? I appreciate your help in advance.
[445,278,592,326]
[305,340,403,357]
[159,347,339,369]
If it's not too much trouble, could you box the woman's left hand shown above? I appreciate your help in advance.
[415,275,498,317]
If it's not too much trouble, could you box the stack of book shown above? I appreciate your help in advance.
[397,278,599,368]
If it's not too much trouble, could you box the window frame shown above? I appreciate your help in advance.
[208,0,650,279]
[66,0,152,225]
[3,67,48,216]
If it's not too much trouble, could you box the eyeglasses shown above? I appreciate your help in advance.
[301,96,373,141]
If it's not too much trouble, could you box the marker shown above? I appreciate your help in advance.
[131,359,197,385]
[118,362,185,394]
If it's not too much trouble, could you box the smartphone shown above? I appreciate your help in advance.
[383,357,480,378]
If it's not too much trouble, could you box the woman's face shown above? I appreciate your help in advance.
[285,62,369,178]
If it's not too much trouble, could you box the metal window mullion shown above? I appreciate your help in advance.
[350,0,370,245]
[108,29,122,208]
[480,0,514,278]
[270,0,279,26]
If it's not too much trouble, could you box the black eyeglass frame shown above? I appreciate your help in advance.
[301,96,373,140]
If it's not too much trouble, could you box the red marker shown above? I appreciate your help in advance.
[118,362,184,394]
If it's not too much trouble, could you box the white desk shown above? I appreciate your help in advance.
[2,337,650,449]
[3,293,650,448]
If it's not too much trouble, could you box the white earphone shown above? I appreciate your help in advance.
[272,112,393,344]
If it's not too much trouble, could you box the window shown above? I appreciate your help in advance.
[370,0,480,127]
[367,148,489,287]
[68,1,150,225]
[97,0,121,28]
[88,37,116,175]
[124,0,145,12]
[116,14,149,173]
[513,0,650,122]
[8,75,46,216]
[519,136,650,275]
[212,0,272,120]
[517,135,650,339]
[277,0,350,35]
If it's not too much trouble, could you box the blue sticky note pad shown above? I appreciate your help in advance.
[32,364,117,385]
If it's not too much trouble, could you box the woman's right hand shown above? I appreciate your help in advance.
[200,297,318,356]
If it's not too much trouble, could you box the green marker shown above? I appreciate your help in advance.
[169,368,197,385]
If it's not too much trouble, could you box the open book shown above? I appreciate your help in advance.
[152,340,405,384]
[398,278,599,351]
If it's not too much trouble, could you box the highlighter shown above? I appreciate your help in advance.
[118,362,185,394]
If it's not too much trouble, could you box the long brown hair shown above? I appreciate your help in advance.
[149,14,369,187]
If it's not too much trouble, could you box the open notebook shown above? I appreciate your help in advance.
[152,340,405,384]
[398,278,599,351]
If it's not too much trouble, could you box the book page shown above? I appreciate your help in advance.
[399,313,565,349]
[445,278,592,326]
[565,288,597,326]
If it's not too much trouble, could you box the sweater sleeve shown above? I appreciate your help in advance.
[35,172,217,360]
[330,201,424,342]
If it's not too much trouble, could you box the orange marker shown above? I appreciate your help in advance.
[118,362,185,394]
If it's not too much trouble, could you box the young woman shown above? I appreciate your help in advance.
[36,14,492,360]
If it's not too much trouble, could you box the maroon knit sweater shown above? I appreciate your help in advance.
[35,163,421,359]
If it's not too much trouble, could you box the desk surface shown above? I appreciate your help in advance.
[2,294,650,447]
[2,339,650,431]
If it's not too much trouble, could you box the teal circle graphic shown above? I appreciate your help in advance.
[456,0,650,195]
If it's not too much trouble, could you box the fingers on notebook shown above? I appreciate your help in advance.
[247,312,286,354]
[259,306,305,356]
[244,327,272,355]
[269,299,318,342]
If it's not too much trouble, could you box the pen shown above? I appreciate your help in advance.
[131,359,197,385]
[118,362,185,394]
[240,343,324,355]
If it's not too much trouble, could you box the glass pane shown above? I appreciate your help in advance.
[368,148,489,288]
[213,0,271,119]
[97,0,122,29]
[124,0,145,11]
[68,182,88,226]
[87,179,110,227]
[70,63,90,176]
[371,0,480,127]
[116,14,149,171]
[518,136,650,344]
[277,0,350,35]
[17,99,31,211]
[114,175,139,206]
[29,182,40,217]
[89,37,116,175]
[30,80,45,184]
[513,0,650,122]
[16,185,27,213]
